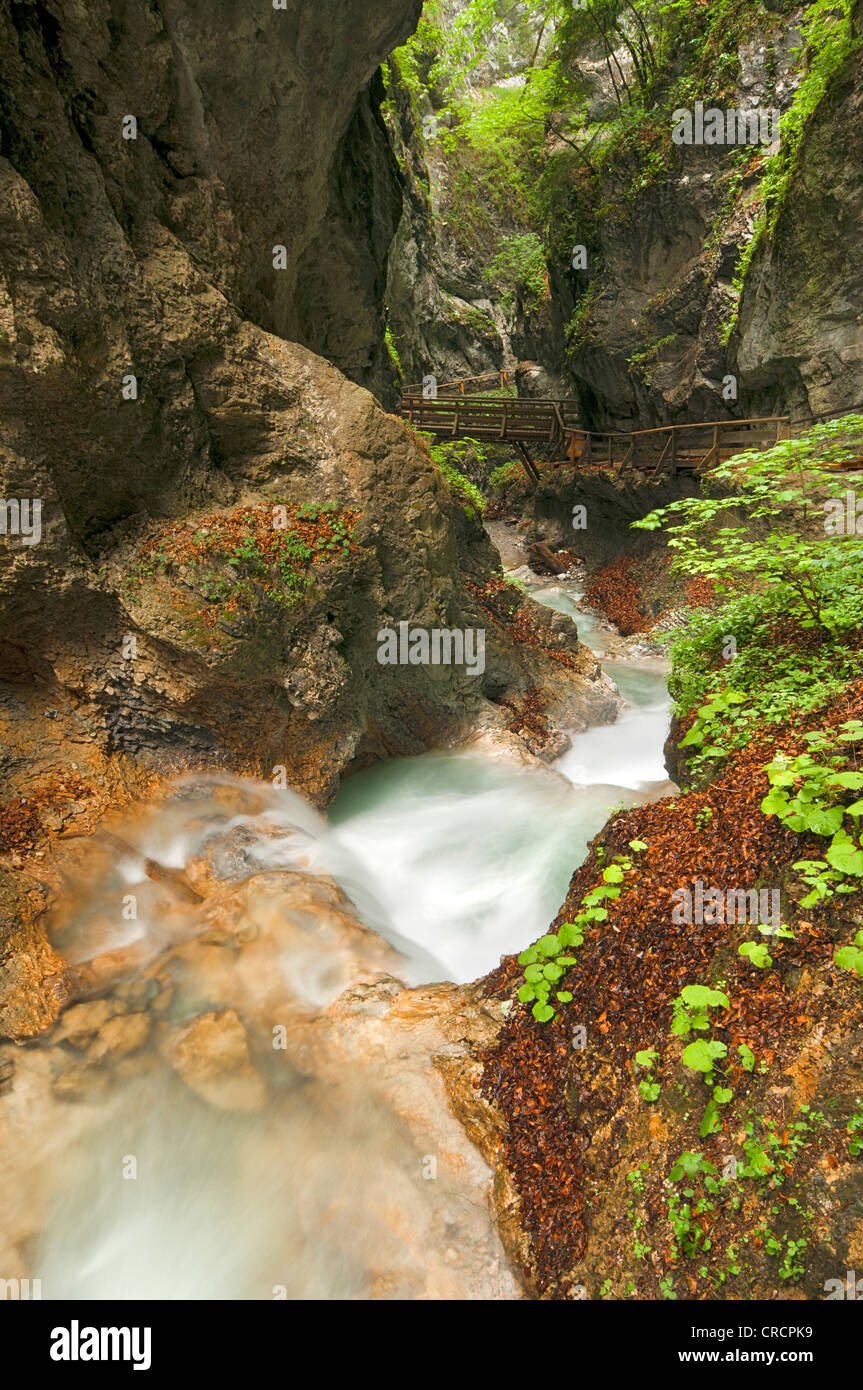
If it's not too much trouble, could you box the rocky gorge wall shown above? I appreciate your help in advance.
[0,0,622,1040]
[562,16,863,428]
[384,2,863,429]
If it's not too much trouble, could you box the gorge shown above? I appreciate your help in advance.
[1,0,863,1315]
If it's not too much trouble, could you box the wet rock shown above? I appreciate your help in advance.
[86,1012,151,1065]
[53,1000,121,1048]
[50,1062,112,1104]
[159,1010,267,1113]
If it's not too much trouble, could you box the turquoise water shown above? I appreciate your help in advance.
[324,566,673,983]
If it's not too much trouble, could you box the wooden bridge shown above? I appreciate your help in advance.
[400,391,790,484]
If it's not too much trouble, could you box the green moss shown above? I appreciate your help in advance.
[723,0,861,339]
[385,324,404,380]
[418,432,487,515]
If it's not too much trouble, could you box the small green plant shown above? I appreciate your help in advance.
[847,1104,863,1156]
[739,940,772,969]
[516,856,633,1022]
[835,930,863,978]
[516,927,580,1022]
[626,1163,649,1198]
[635,1048,660,1103]
[385,324,404,380]
[678,688,747,761]
[420,435,487,517]
[737,1043,756,1072]
[762,722,863,906]
[671,984,730,1039]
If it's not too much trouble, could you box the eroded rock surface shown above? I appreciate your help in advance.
[0,802,521,1300]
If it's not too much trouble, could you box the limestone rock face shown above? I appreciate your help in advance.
[383,64,507,391]
[0,0,420,394]
[0,0,620,1053]
[0,0,612,808]
[736,51,863,418]
[553,26,863,427]
[160,1009,267,1113]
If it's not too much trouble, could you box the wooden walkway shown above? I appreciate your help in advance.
[401,392,789,485]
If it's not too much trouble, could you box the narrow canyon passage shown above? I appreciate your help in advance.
[3,0,860,1331]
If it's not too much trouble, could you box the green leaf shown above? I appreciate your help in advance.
[670,1151,713,1182]
[835,946,863,976]
[804,806,846,836]
[739,941,772,968]
[532,1002,555,1023]
[700,1099,722,1137]
[683,1039,728,1073]
[826,838,863,876]
[829,771,863,790]
[679,985,729,1011]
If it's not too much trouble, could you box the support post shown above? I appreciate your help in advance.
[515,442,540,486]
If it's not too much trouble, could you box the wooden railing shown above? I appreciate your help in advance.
[400,392,790,484]
[402,370,513,398]
[562,416,790,475]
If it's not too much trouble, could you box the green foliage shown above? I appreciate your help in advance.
[683,1037,728,1073]
[636,416,863,771]
[847,1104,863,1156]
[671,984,729,1038]
[737,1043,756,1072]
[516,854,633,1021]
[835,930,863,978]
[635,1047,660,1102]
[486,232,548,314]
[488,460,524,490]
[385,325,404,380]
[761,722,863,907]
[516,927,582,1022]
[394,0,859,368]
[725,0,861,333]
[420,434,487,516]
[739,940,772,969]
[627,333,678,384]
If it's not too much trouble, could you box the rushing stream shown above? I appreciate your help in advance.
[322,571,672,984]
[5,527,675,1300]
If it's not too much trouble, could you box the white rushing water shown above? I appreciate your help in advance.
[16,533,675,1300]
[319,564,674,983]
[92,566,672,986]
